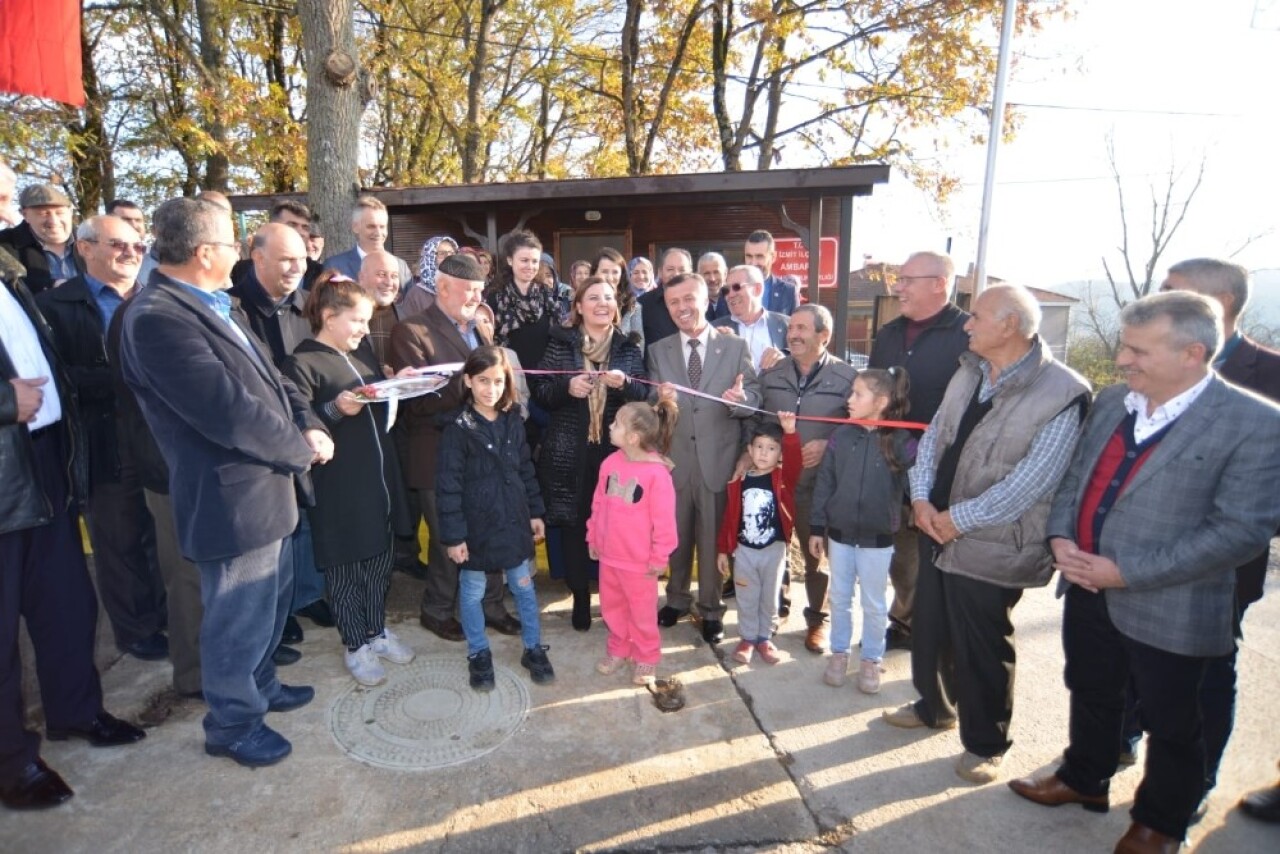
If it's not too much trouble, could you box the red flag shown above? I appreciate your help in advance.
[0,0,85,106]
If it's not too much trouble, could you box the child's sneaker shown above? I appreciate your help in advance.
[344,643,387,687]
[468,648,495,692]
[823,652,849,687]
[731,641,754,664]
[857,659,882,694]
[596,655,627,675]
[632,661,657,686]
[521,645,556,685]
[755,640,782,665]
[369,628,415,664]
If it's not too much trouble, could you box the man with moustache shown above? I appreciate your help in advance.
[721,265,788,372]
[742,230,798,316]
[698,252,728,319]
[0,184,83,294]
[869,250,971,651]
[638,247,694,351]
[756,304,857,649]
[36,216,168,662]
[121,197,330,767]
[650,272,761,644]
[389,253,523,640]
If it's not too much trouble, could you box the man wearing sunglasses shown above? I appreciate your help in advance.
[35,216,169,665]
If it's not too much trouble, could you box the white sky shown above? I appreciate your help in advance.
[848,0,1280,292]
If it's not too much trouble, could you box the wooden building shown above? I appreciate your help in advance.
[230,166,890,353]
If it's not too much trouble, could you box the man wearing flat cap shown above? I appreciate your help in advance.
[0,184,83,295]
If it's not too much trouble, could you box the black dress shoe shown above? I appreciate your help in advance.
[722,578,736,599]
[885,626,913,651]
[420,613,465,642]
[272,644,302,666]
[1,760,73,810]
[395,559,429,580]
[267,684,315,713]
[281,616,304,645]
[47,711,146,747]
[701,618,724,644]
[657,605,686,628]
[295,599,335,627]
[486,613,522,636]
[1240,782,1280,823]
[121,631,169,662]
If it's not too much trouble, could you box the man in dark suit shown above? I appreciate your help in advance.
[1009,291,1280,853]
[650,272,761,644]
[721,264,788,373]
[121,197,332,768]
[1,246,144,811]
[388,254,522,641]
[743,230,799,316]
[0,184,83,295]
[35,215,168,662]
[1154,258,1280,807]
[322,195,412,285]
[638,247,693,352]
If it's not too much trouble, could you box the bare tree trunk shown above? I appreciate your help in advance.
[299,0,364,257]
[620,0,643,176]
[195,0,230,190]
[710,0,737,171]
[462,0,503,184]
[66,20,112,216]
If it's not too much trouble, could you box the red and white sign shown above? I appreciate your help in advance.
[773,237,839,289]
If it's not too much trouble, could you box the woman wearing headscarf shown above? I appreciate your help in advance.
[532,275,647,630]
[399,235,458,317]
[627,256,655,297]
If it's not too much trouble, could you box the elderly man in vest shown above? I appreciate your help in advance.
[1009,291,1280,854]
[881,284,1090,786]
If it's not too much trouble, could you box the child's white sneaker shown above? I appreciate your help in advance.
[632,662,657,686]
[823,652,849,687]
[345,643,388,687]
[369,629,415,664]
[857,658,882,694]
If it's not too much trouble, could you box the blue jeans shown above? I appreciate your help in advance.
[827,541,892,661]
[459,562,541,656]
[290,514,326,612]
[197,536,293,745]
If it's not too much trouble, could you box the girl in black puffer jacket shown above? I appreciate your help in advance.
[436,347,553,692]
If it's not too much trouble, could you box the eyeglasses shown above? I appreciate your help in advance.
[203,241,239,252]
[84,238,147,256]
[727,282,755,292]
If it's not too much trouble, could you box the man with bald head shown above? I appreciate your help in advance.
[883,285,1089,786]
[36,215,168,661]
[231,201,325,291]
[870,250,972,651]
[359,249,406,374]
[230,222,333,648]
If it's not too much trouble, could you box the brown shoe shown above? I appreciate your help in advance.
[804,623,827,654]
[1113,822,1181,853]
[1008,773,1109,813]
[420,613,465,642]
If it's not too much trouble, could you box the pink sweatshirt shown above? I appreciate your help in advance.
[586,449,679,573]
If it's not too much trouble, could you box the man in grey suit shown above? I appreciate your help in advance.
[719,265,788,373]
[322,196,412,285]
[650,272,761,644]
[1009,291,1280,853]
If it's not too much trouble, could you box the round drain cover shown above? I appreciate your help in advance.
[328,653,530,769]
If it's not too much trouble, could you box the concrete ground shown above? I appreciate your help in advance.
[10,548,1280,853]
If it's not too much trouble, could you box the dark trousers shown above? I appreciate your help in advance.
[0,429,103,783]
[559,521,598,594]
[911,538,1022,757]
[1057,584,1209,841]
[84,460,165,648]
[143,489,202,695]
[887,514,920,632]
[417,488,509,623]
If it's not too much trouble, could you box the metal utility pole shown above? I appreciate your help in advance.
[973,0,1018,295]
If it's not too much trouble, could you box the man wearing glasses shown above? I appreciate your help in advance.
[120,198,332,768]
[721,265,788,372]
[36,216,168,664]
[868,251,971,652]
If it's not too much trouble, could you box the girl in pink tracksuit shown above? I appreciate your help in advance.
[586,400,679,686]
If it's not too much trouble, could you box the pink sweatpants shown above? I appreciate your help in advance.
[599,562,661,666]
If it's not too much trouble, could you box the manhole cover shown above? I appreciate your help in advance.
[328,653,530,770]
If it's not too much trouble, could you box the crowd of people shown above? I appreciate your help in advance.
[2,169,1279,853]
